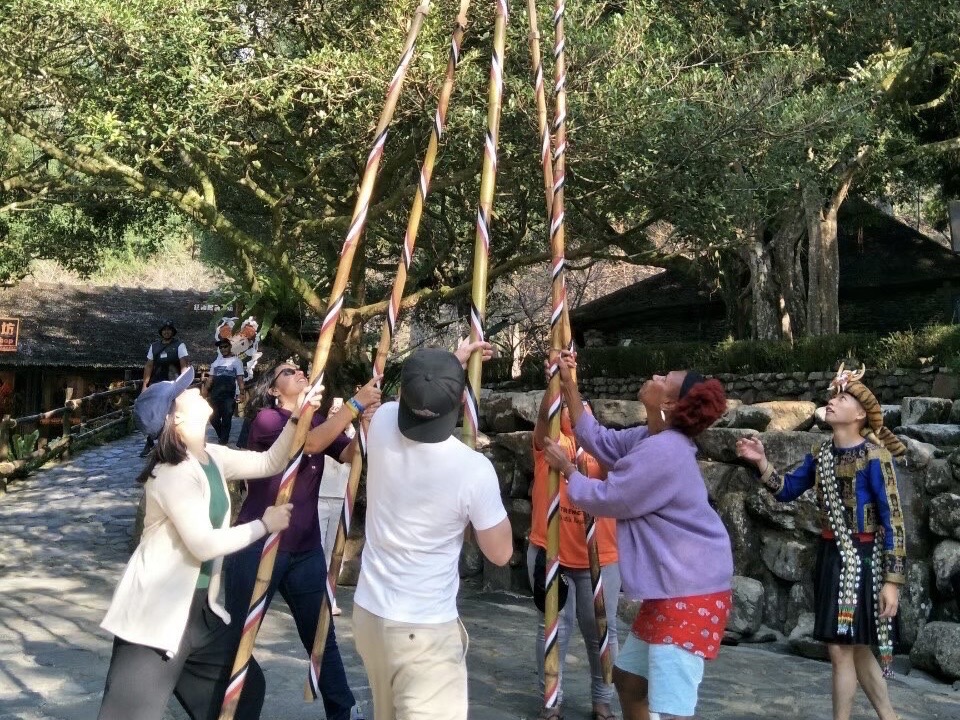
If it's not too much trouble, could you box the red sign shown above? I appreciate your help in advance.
[0,318,19,353]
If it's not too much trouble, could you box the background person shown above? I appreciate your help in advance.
[204,338,246,445]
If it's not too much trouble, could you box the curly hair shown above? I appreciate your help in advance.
[671,377,727,437]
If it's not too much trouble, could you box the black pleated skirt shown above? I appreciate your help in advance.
[812,537,897,646]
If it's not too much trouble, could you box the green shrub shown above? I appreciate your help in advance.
[11,429,39,460]
[496,324,960,381]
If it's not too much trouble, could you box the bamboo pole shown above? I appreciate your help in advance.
[461,0,510,449]
[526,0,613,685]
[303,0,470,700]
[218,4,432,718]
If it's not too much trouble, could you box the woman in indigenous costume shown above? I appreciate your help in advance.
[736,365,906,720]
[541,352,733,720]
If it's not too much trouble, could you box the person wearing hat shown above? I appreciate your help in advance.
[541,354,733,720]
[736,364,906,720]
[204,338,247,445]
[352,341,512,720]
[140,320,191,456]
[97,367,301,720]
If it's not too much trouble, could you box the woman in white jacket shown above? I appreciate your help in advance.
[97,367,302,720]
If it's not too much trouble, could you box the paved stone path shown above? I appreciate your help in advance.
[1,430,959,720]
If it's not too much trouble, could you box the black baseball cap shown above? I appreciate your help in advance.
[158,319,177,335]
[397,349,465,443]
[134,367,194,437]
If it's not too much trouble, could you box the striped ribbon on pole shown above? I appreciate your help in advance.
[526,0,613,685]
[303,0,470,700]
[218,3,433,718]
[461,0,510,449]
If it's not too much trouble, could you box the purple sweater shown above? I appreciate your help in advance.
[567,414,733,601]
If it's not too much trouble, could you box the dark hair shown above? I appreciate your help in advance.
[135,411,189,483]
[671,377,727,438]
[245,362,286,419]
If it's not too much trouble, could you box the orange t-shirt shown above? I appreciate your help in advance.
[529,434,618,569]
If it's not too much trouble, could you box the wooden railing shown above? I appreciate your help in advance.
[0,382,142,485]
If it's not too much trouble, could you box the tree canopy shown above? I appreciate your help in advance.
[1,0,958,355]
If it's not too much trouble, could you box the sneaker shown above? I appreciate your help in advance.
[332,604,342,616]
[350,705,365,720]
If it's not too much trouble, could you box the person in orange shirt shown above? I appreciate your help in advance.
[530,385,621,720]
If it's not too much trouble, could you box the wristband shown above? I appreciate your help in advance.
[347,397,364,417]
[289,414,299,425]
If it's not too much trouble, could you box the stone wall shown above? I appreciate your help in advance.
[576,367,956,404]
[475,391,960,680]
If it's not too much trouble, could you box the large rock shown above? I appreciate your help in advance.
[901,436,937,468]
[896,460,932,558]
[745,486,820,534]
[786,581,814,637]
[934,540,960,597]
[761,533,815,583]
[901,397,952,426]
[788,612,829,661]
[507,498,532,540]
[695,428,759,463]
[591,399,646,428]
[728,575,764,636]
[895,424,960,446]
[757,431,825,472]
[900,560,933,647]
[712,404,772,431]
[753,401,817,431]
[910,621,960,680]
[925,459,960,496]
[930,494,960,540]
[761,570,789,631]
[483,393,522,432]
[883,405,903,429]
[698,461,755,502]
[716,491,764,577]
[491,431,536,475]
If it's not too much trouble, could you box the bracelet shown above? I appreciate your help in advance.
[289,415,299,425]
[347,397,364,417]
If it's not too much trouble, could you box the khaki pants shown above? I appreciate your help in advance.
[353,604,469,720]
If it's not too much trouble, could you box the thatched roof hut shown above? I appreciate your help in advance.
[0,282,226,369]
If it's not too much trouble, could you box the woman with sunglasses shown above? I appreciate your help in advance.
[224,362,380,720]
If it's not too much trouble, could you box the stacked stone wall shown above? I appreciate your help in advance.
[474,388,960,680]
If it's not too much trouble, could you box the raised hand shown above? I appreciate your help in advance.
[455,339,494,368]
[735,436,767,470]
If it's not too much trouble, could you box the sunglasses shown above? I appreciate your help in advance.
[272,367,297,383]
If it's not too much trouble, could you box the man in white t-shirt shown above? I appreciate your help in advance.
[202,338,246,444]
[353,344,512,720]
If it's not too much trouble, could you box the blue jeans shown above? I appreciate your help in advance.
[224,540,355,720]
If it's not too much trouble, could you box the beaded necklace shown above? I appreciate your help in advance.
[816,440,894,676]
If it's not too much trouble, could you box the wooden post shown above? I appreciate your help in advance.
[0,415,10,462]
[61,388,74,459]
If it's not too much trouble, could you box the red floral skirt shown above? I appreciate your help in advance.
[631,591,732,660]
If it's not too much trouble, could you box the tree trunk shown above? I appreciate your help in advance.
[769,205,806,343]
[804,185,825,336]
[741,221,782,340]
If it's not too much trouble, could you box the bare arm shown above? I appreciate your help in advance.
[475,517,513,566]
[142,360,153,388]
